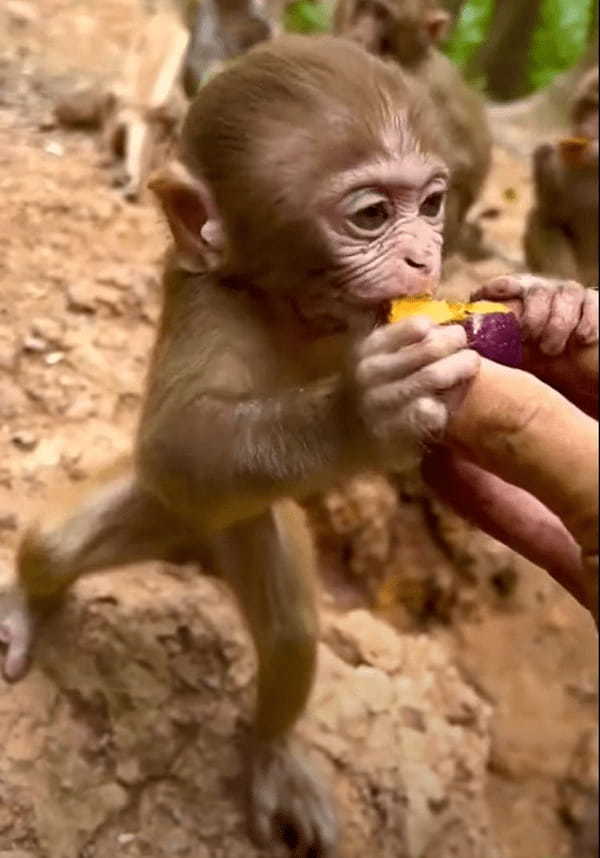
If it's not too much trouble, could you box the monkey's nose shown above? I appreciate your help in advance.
[404,256,428,270]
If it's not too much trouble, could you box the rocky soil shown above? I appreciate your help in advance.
[0,3,597,858]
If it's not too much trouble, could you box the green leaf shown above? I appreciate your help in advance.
[528,0,594,90]
[443,0,495,69]
[284,0,332,34]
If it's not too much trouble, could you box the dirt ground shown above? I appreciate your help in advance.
[0,2,597,857]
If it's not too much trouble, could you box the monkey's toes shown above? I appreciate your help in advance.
[250,742,336,857]
[0,591,36,682]
[0,618,32,682]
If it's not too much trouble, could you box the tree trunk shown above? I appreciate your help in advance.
[468,0,543,101]
[487,3,598,151]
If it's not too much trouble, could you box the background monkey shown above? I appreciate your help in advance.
[180,0,276,95]
[332,0,492,256]
[524,138,598,289]
[0,34,595,857]
[523,65,598,287]
[571,65,599,141]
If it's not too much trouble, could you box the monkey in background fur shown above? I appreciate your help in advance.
[524,67,599,288]
[2,36,598,857]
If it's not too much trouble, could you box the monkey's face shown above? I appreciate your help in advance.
[280,151,446,334]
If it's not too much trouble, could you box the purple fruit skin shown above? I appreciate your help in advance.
[461,312,522,368]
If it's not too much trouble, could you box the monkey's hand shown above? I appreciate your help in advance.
[250,739,336,857]
[0,584,38,682]
[353,317,480,460]
[473,275,598,356]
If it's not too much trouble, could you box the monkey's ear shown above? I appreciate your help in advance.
[424,8,451,43]
[148,161,225,273]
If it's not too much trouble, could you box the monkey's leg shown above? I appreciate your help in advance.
[1,458,193,681]
[210,499,336,857]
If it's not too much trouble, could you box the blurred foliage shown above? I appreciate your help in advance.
[284,0,332,33]
[443,0,493,71]
[283,0,595,92]
[528,0,595,89]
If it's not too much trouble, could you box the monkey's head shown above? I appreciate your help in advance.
[151,35,448,335]
[335,0,451,65]
[533,137,599,196]
[571,66,599,141]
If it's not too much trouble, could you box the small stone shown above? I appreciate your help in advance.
[66,282,96,313]
[45,351,65,365]
[43,140,64,158]
[6,0,38,24]
[95,285,123,313]
[38,114,57,131]
[23,335,47,353]
[11,430,38,451]
[31,316,63,345]
[117,832,137,845]
[0,513,18,531]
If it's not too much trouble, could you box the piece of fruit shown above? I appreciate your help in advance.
[389,297,522,367]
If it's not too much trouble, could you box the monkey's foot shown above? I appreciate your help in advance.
[250,739,336,857]
[0,586,39,682]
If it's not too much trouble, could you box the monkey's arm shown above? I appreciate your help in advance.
[138,375,374,531]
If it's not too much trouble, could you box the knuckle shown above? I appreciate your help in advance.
[417,363,440,389]
[402,315,433,338]
[354,356,375,388]
[486,274,516,292]
[563,279,584,292]
[421,325,466,360]
[541,312,565,333]
[356,330,379,359]
[524,274,554,291]
[407,395,448,437]
[527,283,548,297]
[463,349,481,373]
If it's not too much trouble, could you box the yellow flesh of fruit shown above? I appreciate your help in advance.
[389,297,511,324]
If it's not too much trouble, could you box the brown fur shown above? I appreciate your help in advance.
[333,0,492,254]
[524,139,598,288]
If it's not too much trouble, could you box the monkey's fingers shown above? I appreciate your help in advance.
[471,274,529,302]
[506,280,559,346]
[576,287,599,345]
[358,323,467,388]
[358,315,434,359]
[537,282,585,355]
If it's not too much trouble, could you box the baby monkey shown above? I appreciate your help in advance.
[1,35,595,857]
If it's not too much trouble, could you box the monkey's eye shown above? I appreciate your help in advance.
[345,192,392,237]
[419,191,444,217]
